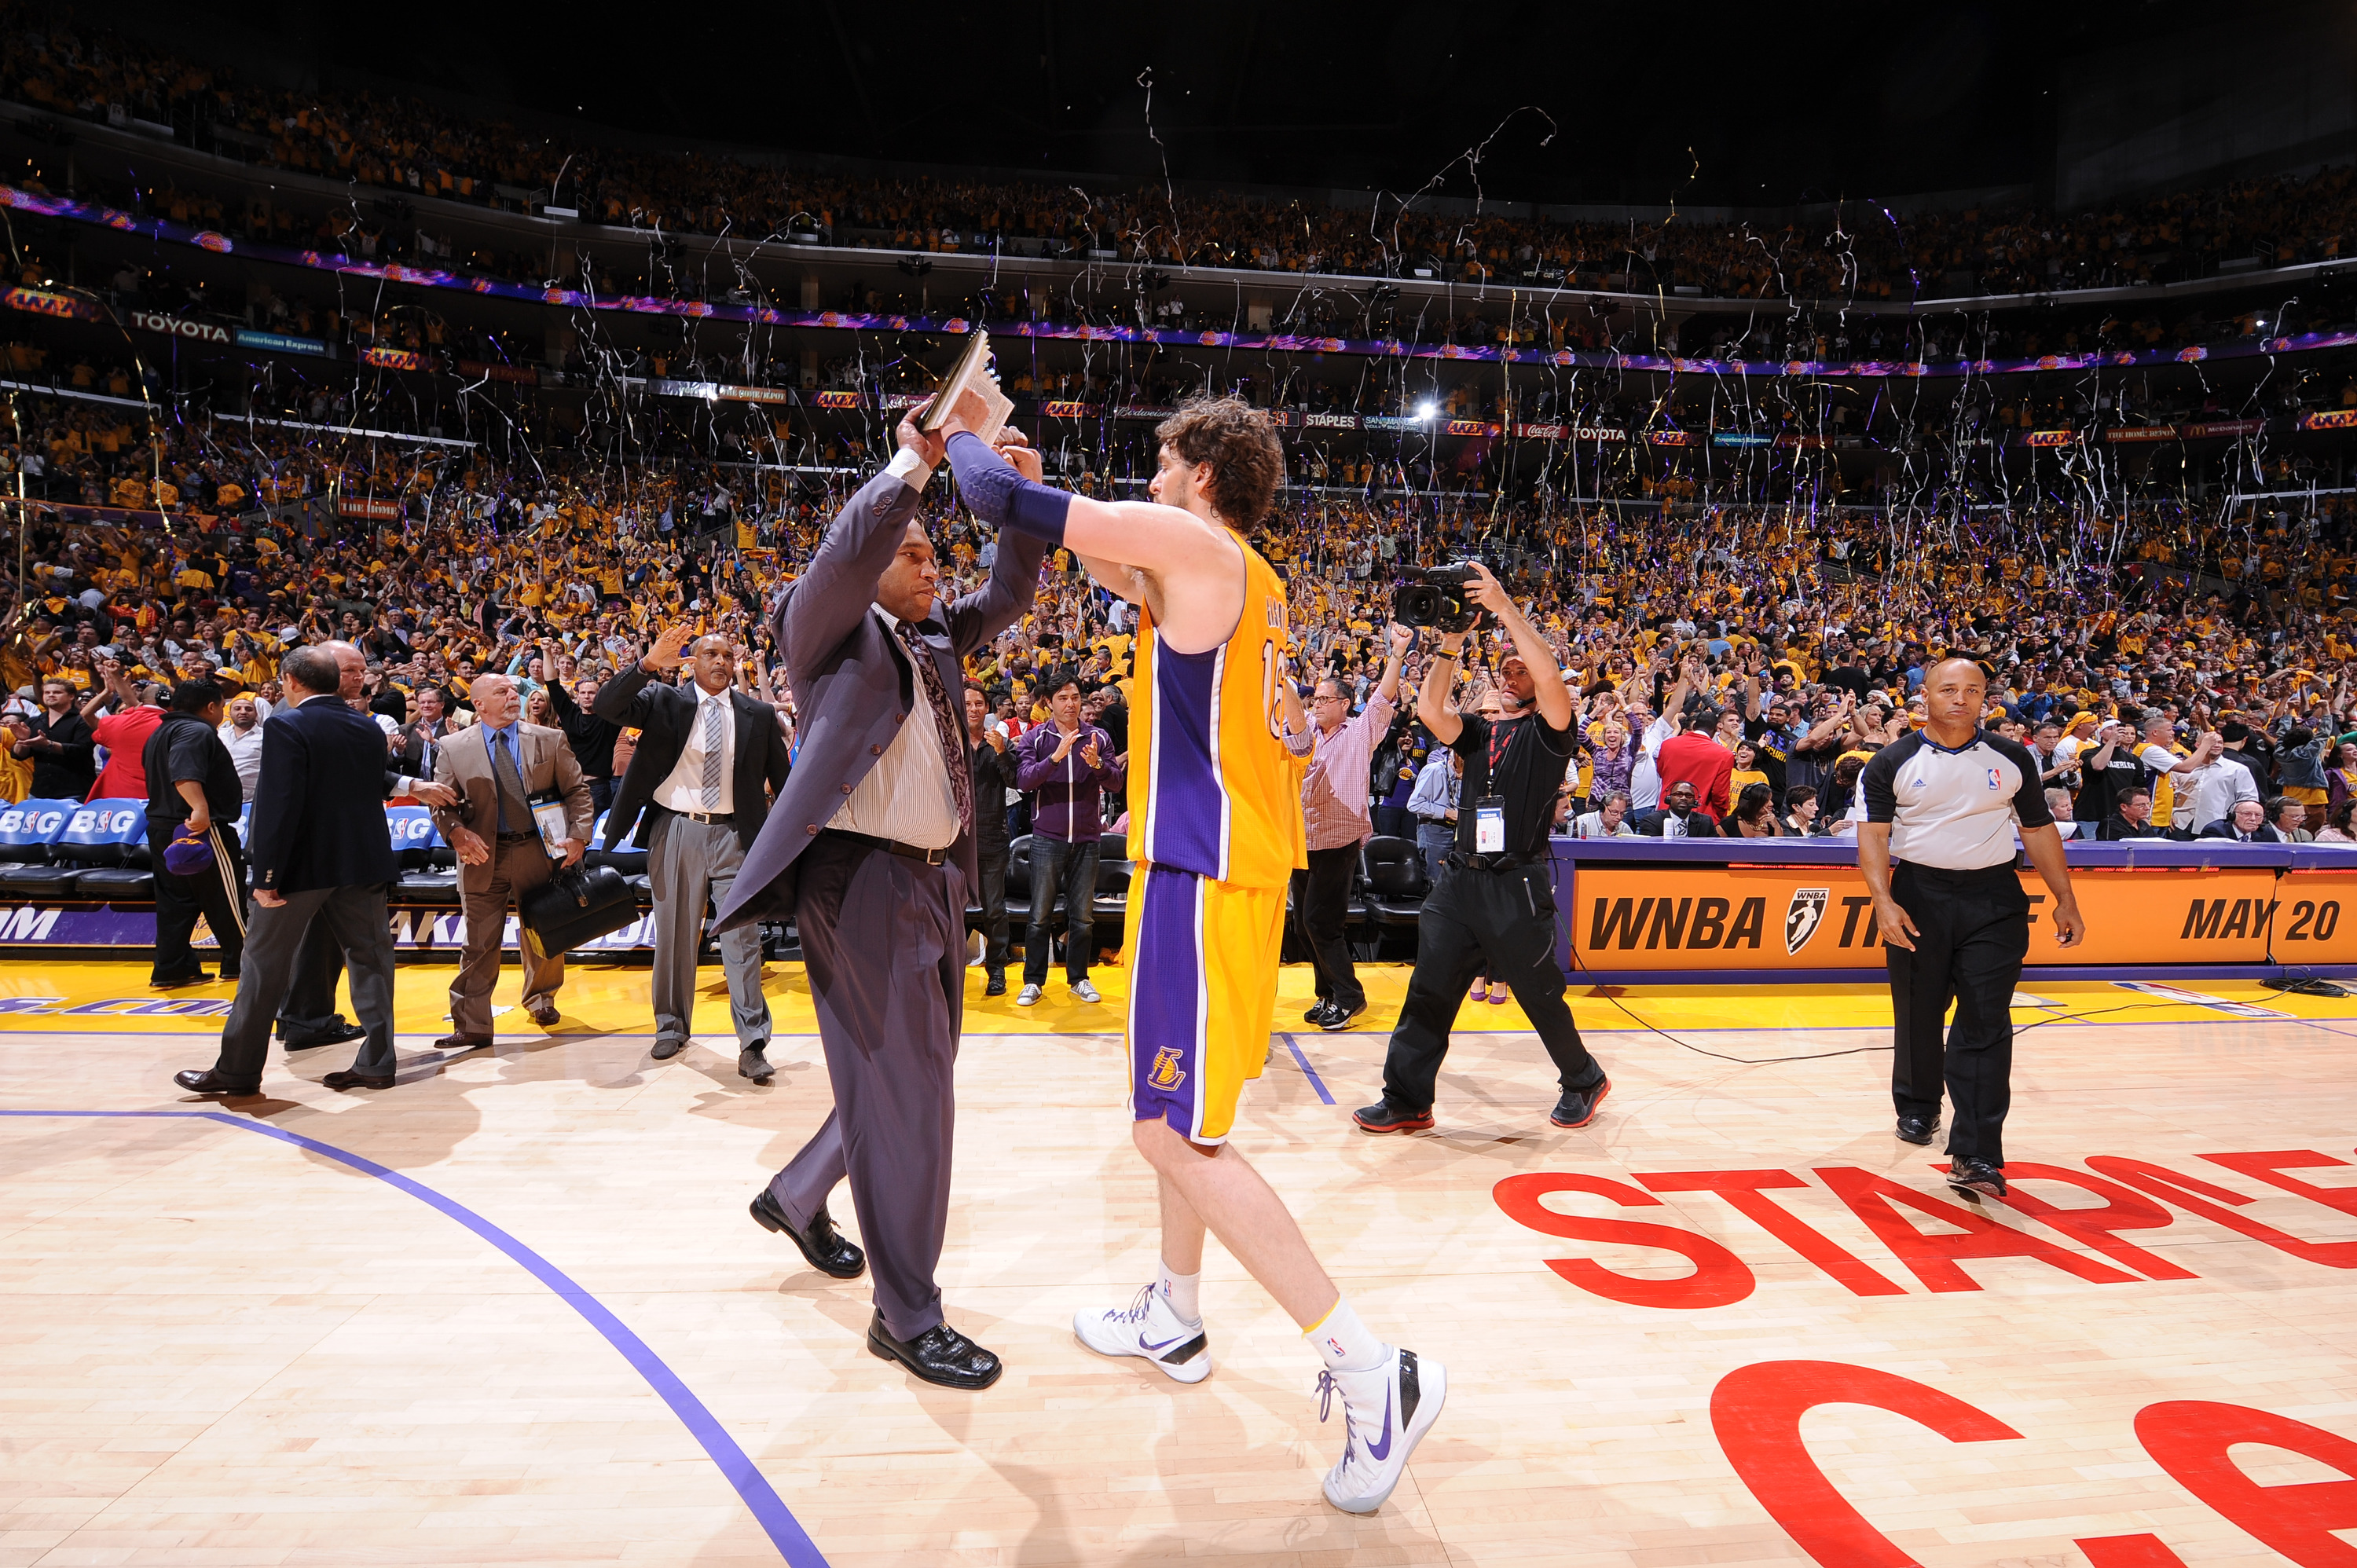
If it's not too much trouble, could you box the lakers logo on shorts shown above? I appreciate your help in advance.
[1148,1046,1189,1091]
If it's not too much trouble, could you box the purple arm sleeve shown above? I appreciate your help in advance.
[945,432,1072,544]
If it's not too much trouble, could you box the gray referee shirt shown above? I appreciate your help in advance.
[1860,729,2054,870]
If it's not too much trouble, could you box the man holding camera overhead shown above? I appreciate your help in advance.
[1355,562,1611,1135]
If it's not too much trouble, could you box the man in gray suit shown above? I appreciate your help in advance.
[593,626,792,1082]
[713,405,1045,1390]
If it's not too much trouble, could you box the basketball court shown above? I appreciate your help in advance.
[3,958,2354,1565]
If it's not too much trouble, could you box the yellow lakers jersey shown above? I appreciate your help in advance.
[1129,536,1306,889]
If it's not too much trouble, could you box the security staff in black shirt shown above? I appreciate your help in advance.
[142,679,248,988]
[1357,562,1611,1136]
[1859,658,2085,1203]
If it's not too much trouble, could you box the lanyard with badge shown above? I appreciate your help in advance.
[1475,717,1514,854]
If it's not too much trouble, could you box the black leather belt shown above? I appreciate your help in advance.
[1446,850,1527,872]
[823,828,949,865]
[495,830,540,844]
[676,808,734,825]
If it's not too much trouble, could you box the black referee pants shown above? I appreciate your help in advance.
[1380,859,1602,1113]
[1290,844,1364,1014]
[1886,861,2030,1166]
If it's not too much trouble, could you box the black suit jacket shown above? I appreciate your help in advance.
[2099,815,2173,841]
[592,664,792,852]
[394,718,454,781]
[1630,807,1721,837]
[711,464,1047,932]
[2198,819,2283,842]
[248,694,401,894]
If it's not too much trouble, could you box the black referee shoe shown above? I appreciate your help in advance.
[1895,1113,1939,1145]
[1946,1157,2007,1201]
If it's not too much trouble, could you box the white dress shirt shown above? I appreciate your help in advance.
[655,683,737,814]
[828,606,959,849]
[217,720,266,801]
[2185,758,2260,833]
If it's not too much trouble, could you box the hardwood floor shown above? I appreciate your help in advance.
[2,961,2353,1565]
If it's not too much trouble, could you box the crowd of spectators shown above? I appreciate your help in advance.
[9,358,2357,868]
[11,5,2357,317]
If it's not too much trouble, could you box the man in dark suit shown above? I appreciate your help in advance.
[174,646,404,1095]
[394,684,455,783]
[1629,779,1723,838]
[963,681,1014,996]
[713,407,1045,1390]
[2199,798,2282,843]
[274,640,453,1053]
[593,626,792,1081]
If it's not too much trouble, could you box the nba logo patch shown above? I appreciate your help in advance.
[1149,1046,1188,1090]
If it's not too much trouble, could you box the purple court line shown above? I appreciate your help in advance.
[1277,1034,1336,1105]
[0,1108,828,1568]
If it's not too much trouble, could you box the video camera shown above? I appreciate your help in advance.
[1389,562,1491,635]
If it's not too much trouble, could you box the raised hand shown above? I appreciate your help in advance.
[643,622,694,672]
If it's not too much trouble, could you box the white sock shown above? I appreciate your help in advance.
[1304,1294,1388,1373]
[1156,1260,1201,1324]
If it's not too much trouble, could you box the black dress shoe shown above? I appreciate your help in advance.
[527,1005,560,1027]
[174,1068,259,1096]
[984,972,1006,998]
[283,1022,366,1051]
[151,973,211,991]
[650,1038,687,1061]
[322,1069,394,1090]
[431,1033,493,1053]
[1895,1113,1939,1145]
[1947,1156,2007,1201]
[749,1190,865,1278]
[866,1311,1003,1390]
[739,1043,775,1085]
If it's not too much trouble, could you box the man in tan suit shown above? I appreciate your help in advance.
[429,672,595,1046]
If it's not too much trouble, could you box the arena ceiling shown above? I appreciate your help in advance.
[145,0,2269,207]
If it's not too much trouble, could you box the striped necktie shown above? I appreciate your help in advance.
[700,696,724,808]
[895,617,972,835]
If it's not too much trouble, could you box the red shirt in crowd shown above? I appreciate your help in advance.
[89,705,164,801]
[1656,730,1734,820]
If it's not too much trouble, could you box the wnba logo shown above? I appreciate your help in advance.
[1149,1046,1188,1090]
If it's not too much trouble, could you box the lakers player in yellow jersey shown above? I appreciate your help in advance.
[940,394,1446,1515]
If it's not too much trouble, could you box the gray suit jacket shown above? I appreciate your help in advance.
[712,463,1045,932]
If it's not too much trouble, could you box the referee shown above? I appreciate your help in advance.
[1858,658,2084,1201]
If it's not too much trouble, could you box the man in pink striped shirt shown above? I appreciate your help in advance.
[1296,623,1414,1030]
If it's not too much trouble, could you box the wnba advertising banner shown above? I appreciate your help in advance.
[1565,865,2284,974]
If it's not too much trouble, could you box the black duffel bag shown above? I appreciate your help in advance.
[518,864,640,960]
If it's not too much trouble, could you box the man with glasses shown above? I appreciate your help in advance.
[1295,624,1413,1031]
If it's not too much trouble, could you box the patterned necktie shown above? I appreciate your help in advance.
[895,617,972,835]
[493,730,530,833]
[700,696,724,808]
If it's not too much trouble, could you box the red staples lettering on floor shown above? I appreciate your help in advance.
[2076,1537,2194,1568]
[1710,1360,2022,1568]
[2088,1156,2357,1269]
[2198,1149,2357,1219]
[2135,1401,2357,1566]
[1492,1172,1754,1308]
[1815,1167,2142,1291]
[1989,1163,2202,1281]
[1636,1169,1908,1297]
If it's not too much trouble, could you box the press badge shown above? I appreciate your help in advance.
[1474,796,1507,855]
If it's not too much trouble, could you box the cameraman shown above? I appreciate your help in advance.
[1354,563,1611,1136]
